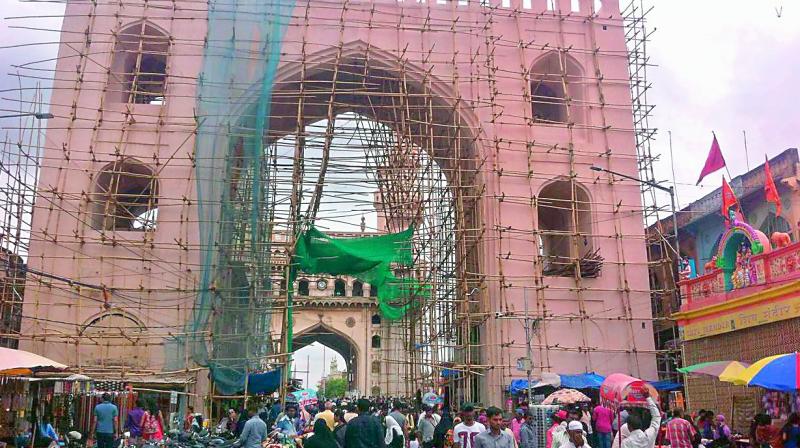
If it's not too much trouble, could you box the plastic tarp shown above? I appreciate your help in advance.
[294,226,427,320]
[560,373,606,389]
[600,373,659,408]
[648,380,683,391]
[247,368,283,395]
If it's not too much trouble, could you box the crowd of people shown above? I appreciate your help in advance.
[81,389,800,448]
[215,388,670,448]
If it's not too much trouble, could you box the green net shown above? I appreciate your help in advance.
[294,226,424,320]
[187,0,295,395]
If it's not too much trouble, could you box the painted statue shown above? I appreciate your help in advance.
[771,231,792,249]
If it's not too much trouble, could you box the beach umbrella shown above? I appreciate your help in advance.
[731,353,800,391]
[677,361,750,383]
[0,347,67,375]
[542,388,591,405]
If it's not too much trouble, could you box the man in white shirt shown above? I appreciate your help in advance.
[620,390,660,448]
[454,405,486,448]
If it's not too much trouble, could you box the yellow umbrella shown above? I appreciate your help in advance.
[727,354,786,386]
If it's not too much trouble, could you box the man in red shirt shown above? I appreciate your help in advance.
[666,409,697,448]
[592,404,614,448]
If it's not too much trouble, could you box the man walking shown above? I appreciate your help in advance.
[592,404,613,448]
[345,398,384,448]
[474,407,515,448]
[665,409,696,448]
[125,399,145,444]
[233,405,268,448]
[418,406,441,448]
[90,393,118,448]
[519,412,538,448]
[389,402,409,444]
[454,405,486,448]
[620,390,660,448]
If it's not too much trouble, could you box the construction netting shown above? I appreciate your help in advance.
[188,0,295,395]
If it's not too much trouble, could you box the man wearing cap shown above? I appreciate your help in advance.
[519,411,538,448]
[558,422,590,448]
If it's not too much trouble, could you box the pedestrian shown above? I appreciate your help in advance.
[454,405,486,448]
[227,409,240,434]
[90,393,119,448]
[142,401,165,442]
[390,402,409,443]
[385,415,405,448]
[344,398,384,448]
[519,412,538,448]
[580,406,593,447]
[184,405,196,432]
[36,415,58,448]
[560,422,590,448]
[713,414,731,441]
[317,401,337,431]
[511,410,526,443]
[781,413,800,448]
[334,410,348,448]
[433,410,454,448]
[547,411,567,448]
[306,418,341,448]
[233,405,268,448]
[125,399,145,444]
[474,407,515,448]
[620,389,660,448]
[478,410,488,427]
[410,432,420,448]
[592,404,613,448]
[665,409,696,448]
[418,406,441,448]
[276,404,302,437]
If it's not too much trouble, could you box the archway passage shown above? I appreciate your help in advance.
[294,324,357,391]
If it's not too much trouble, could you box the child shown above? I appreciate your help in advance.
[410,430,421,448]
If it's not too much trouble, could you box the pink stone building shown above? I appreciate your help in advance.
[22,0,656,405]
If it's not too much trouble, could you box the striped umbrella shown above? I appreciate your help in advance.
[677,361,750,383]
[730,353,800,391]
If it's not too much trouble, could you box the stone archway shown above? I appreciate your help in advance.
[294,322,358,390]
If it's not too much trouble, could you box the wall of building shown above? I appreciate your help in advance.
[21,0,657,405]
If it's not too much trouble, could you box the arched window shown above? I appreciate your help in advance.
[334,279,346,297]
[371,385,381,396]
[371,314,381,325]
[80,311,145,368]
[369,284,378,297]
[107,22,169,104]
[530,52,583,125]
[371,360,381,374]
[371,334,381,349]
[298,279,309,296]
[92,159,158,231]
[538,180,594,277]
[352,280,364,297]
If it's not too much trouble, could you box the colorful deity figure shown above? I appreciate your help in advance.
[731,250,745,289]
[679,257,692,280]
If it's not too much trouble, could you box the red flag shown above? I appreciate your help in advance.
[764,156,782,216]
[722,177,738,220]
[696,135,727,185]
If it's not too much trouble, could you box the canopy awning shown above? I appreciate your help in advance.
[509,372,605,394]
[648,380,683,391]
[0,347,67,375]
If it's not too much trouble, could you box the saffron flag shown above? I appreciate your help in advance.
[764,156,782,216]
[722,177,738,220]
[696,135,727,185]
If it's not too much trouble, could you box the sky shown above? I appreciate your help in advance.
[1,0,798,389]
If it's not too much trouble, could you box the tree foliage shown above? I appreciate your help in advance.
[320,377,348,398]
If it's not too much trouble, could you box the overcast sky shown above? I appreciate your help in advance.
[1,0,798,388]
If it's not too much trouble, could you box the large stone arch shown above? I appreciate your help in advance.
[293,321,360,390]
